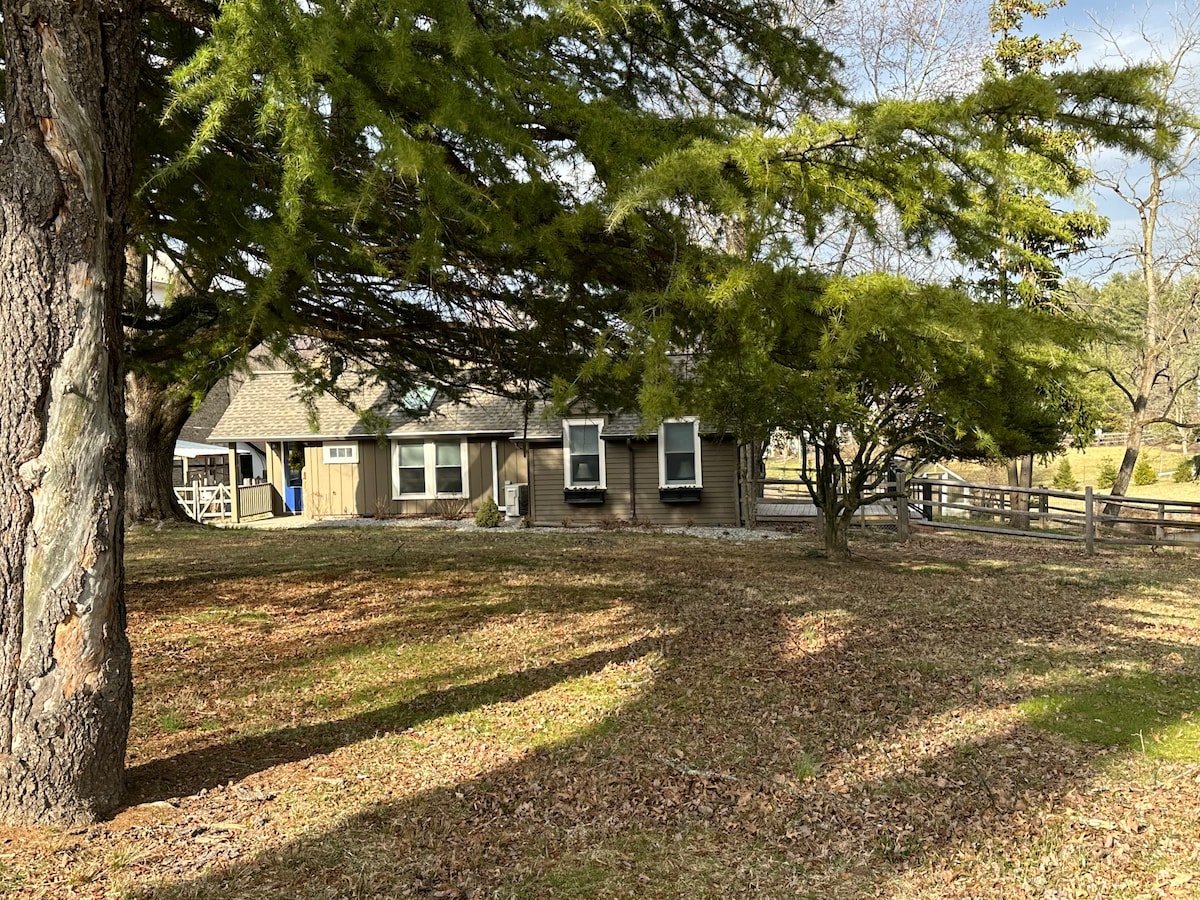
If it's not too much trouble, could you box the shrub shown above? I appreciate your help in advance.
[1096,458,1119,490]
[474,496,503,528]
[1133,458,1157,486]
[1051,458,1078,491]
[1173,459,1195,483]
[431,497,469,519]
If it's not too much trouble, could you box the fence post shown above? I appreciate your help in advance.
[896,470,910,542]
[1085,486,1095,555]
[922,481,933,521]
[1157,503,1165,543]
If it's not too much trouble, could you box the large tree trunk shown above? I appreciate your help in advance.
[125,371,193,524]
[1007,453,1034,530]
[0,2,140,824]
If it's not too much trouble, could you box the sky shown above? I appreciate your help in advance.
[1040,2,1200,279]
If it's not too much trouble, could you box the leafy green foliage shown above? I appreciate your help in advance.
[1133,458,1158,486]
[1052,459,1078,491]
[474,497,503,529]
[157,0,834,380]
[1172,459,1195,484]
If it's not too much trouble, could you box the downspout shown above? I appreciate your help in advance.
[521,396,533,521]
[627,438,636,523]
[491,439,500,508]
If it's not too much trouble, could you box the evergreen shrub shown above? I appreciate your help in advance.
[1096,458,1119,490]
[1052,459,1078,491]
[474,497,503,528]
[1133,458,1157,486]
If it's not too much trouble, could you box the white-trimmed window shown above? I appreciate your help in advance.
[659,419,702,487]
[322,442,359,464]
[392,440,469,499]
[563,419,605,489]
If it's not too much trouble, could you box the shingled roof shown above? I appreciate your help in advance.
[208,372,539,442]
[207,368,723,444]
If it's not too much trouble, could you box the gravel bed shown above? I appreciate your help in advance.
[223,514,795,541]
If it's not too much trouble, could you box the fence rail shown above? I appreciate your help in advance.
[174,481,274,522]
[174,483,231,522]
[907,477,1200,551]
[754,473,1200,553]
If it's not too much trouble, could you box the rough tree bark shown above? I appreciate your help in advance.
[0,2,141,824]
[125,371,193,524]
[1007,453,1034,530]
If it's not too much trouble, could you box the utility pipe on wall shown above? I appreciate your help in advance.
[491,440,500,508]
[627,438,636,523]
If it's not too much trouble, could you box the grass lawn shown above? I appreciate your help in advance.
[5,525,1200,898]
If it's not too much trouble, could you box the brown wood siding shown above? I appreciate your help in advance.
[530,438,739,526]
[360,439,390,515]
[303,445,361,517]
[305,437,525,518]
[498,441,527,493]
[265,442,286,516]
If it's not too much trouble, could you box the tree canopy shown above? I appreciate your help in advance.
[591,2,1167,556]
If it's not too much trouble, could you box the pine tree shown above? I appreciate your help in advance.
[1097,457,1120,489]
[0,0,839,824]
[1052,459,1079,491]
[1172,458,1194,483]
[121,0,841,523]
[1133,458,1158,486]
[0,0,138,827]
[606,5,1163,558]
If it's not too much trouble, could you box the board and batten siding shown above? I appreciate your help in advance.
[303,438,527,517]
[530,438,739,526]
[265,442,287,516]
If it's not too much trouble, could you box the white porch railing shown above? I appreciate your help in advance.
[174,483,232,522]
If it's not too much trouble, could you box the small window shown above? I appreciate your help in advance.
[660,420,701,487]
[322,442,359,464]
[563,419,605,489]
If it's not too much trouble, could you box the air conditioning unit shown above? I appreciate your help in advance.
[504,482,529,518]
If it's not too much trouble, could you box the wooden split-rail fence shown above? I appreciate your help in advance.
[757,469,1200,553]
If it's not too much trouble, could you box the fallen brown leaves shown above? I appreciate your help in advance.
[4,528,1200,899]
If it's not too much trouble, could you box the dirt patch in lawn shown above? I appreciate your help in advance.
[4,527,1200,898]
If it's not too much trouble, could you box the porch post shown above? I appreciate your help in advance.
[227,443,241,524]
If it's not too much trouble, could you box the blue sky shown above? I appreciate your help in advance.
[1038,2,1200,279]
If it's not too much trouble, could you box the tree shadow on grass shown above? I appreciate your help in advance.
[132,579,646,705]
[124,528,591,614]
[125,636,664,805]
[121,536,1200,897]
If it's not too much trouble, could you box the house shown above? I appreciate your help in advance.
[207,368,745,526]
[174,377,266,487]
